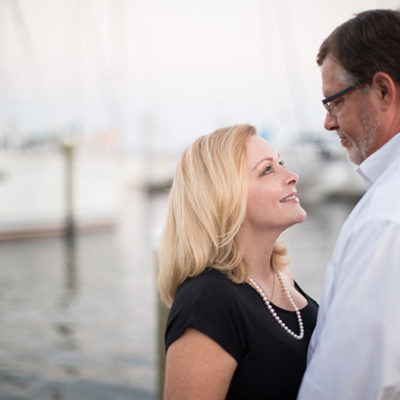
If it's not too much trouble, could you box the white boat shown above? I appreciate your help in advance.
[0,142,179,240]
[282,136,365,204]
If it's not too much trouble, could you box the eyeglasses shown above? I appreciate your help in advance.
[322,82,366,114]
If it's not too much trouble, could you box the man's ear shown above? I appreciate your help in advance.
[371,72,396,110]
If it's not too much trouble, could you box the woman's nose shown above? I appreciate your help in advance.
[287,170,298,185]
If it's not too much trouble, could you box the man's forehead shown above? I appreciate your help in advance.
[321,56,348,94]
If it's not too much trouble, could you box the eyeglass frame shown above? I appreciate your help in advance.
[322,82,367,114]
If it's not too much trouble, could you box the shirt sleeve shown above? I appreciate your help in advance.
[297,219,400,400]
[165,273,247,362]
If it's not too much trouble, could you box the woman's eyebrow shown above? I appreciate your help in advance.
[253,153,280,170]
[253,157,273,170]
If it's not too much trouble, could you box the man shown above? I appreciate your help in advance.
[298,9,400,400]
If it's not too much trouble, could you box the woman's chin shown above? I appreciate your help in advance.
[294,208,307,224]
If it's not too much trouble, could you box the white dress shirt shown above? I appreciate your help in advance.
[298,132,400,400]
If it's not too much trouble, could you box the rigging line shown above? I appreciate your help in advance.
[0,0,7,120]
[81,0,124,127]
[6,0,44,95]
[272,0,311,133]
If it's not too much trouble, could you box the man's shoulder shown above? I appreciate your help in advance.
[363,160,400,222]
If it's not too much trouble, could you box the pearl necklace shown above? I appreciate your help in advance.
[249,272,304,340]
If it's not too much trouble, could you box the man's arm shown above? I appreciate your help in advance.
[298,220,400,400]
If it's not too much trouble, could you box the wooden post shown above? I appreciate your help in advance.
[157,293,169,399]
[63,142,75,237]
[155,249,169,399]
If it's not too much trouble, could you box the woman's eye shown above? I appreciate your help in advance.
[262,166,272,175]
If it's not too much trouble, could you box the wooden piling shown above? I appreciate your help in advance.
[63,142,75,238]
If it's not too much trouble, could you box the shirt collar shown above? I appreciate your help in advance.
[357,132,400,190]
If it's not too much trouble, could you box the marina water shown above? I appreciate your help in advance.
[0,188,357,399]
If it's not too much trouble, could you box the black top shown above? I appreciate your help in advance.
[165,269,318,400]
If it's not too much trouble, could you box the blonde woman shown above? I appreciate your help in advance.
[158,124,318,399]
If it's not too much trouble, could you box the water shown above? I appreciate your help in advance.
[0,189,357,400]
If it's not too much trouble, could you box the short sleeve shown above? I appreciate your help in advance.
[165,270,248,362]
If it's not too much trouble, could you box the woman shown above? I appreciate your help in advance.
[157,124,318,399]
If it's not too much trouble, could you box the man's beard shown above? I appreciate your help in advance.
[347,106,379,165]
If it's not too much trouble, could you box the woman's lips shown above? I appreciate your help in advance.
[280,193,300,203]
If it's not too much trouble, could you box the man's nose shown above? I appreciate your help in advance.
[324,112,339,131]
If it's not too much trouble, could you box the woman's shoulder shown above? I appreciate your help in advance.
[182,268,232,285]
[176,268,238,303]
[166,268,248,359]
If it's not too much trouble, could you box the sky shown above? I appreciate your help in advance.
[1,0,400,152]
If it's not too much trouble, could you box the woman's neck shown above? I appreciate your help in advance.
[240,226,281,282]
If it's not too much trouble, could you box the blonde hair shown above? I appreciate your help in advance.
[157,124,288,306]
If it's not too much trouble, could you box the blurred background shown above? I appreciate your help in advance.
[0,0,398,399]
